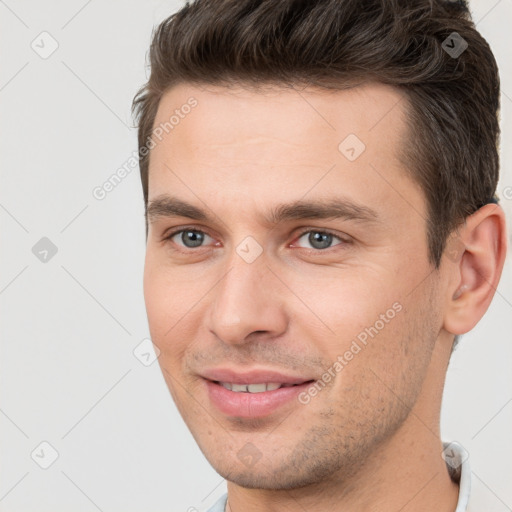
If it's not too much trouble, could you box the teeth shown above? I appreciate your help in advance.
[219,382,284,393]
[247,383,267,393]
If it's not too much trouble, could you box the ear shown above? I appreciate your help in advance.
[443,203,508,335]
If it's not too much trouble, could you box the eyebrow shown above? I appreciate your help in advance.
[146,194,380,226]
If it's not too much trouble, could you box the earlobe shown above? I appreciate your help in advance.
[443,204,507,335]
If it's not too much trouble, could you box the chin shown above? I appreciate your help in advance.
[208,456,329,491]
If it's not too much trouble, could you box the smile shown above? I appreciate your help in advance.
[217,382,306,393]
[204,378,316,418]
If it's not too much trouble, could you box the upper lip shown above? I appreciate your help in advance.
[200,368,315,385]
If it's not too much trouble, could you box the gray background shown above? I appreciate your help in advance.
[0,1,511,510]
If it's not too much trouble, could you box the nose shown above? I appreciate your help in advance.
[206,253,288,346]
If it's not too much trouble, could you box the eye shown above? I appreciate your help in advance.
[165,228,215,249]
[293,229,348,250]
[162,227,349,253]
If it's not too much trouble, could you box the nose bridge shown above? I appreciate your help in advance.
[207,247,287,344]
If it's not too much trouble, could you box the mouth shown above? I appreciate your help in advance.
[213,381,313,392]
[203,376,316,418]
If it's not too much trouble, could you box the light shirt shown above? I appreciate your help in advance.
[205,441,473,512]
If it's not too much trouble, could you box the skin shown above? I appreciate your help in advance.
[143,82,507,511]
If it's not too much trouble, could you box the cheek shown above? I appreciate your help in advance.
[143,256,189,357]
[290,268,404,346]
[143,258,170,336]
[143,253,215,369]
[144,250,197,326]
[291,267,434,396]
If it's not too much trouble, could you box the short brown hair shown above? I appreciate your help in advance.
[132,0,500,267]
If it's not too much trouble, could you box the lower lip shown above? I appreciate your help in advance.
[205,379,314,418]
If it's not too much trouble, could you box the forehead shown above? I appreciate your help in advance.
[152,81,407,157]
[147,82,425,226]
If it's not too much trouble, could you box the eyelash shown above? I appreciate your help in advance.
[162,226,351,254]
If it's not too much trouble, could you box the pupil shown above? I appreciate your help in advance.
[309,232,332,249]
[182,230,204,248]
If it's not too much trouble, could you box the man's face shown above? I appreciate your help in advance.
[144,83,446,488]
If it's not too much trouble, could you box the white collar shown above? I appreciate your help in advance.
[443,441,471,512]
